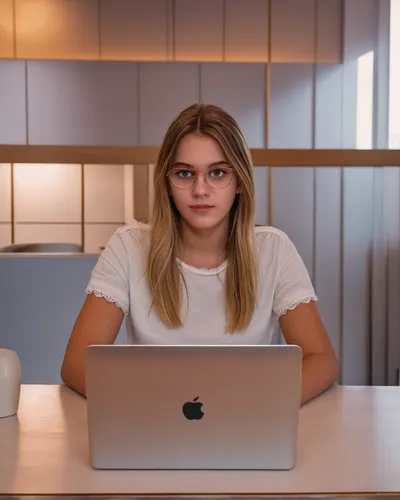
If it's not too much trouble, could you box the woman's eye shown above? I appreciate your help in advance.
[210,169,227,177]
[176,170,194,178]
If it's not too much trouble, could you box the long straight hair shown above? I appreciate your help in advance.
[146,103,258,333]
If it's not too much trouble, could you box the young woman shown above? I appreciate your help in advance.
[61,103,339,402]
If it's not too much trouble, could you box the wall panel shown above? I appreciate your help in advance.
[201,63,266,148]
[314,167,342,359]
[0,60,26,145]
[269,65,313,148]
[225,0,269,62]
[0,0,14,58]
[273,167,315,279]
[174,0,223,61]
[271,0,315,63]
[27,61,138,146]
[342,167,374,385]
[15,0,99,59]
[100,0,168,61]
[138,63,199,146]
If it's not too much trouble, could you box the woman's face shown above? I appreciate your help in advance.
[168,133,240,232]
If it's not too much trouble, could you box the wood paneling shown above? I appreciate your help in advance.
[14,223,82,245]
[100,0,168,61]
[1,146,399,167]
[13,163,82,223]
[174,0,223,61]
[317,0,342,63]
[271,0,316,63]
[84,164,126,223]
[15,0,99,60]
[0,164,12,222]
[224,0,269,62]
[0,0,14,58]
[133,164,149,222]
[1,0,344,63]
[0,224,12,246]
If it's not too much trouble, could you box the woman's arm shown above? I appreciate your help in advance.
[279,301,339,405]
[61,293,124,397]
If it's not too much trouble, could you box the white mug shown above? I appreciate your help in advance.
[0,349,22,418]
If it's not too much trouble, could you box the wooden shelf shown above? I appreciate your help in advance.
[0,145,399,167]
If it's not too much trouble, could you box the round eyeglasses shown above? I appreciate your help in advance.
[167,166,234,189]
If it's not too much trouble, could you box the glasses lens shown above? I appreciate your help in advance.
[168,167,233,188]
[168,169,195,188]
[207,167,233,188]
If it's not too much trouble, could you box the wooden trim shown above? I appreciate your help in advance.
[251,149,400,166]
[0,146,160,165]
[0,145,399,167]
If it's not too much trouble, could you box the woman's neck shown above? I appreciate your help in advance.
[178,219,229,269]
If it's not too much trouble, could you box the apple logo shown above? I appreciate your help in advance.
[182,396,204,420]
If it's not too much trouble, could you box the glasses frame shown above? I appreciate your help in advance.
[166,166,235,189]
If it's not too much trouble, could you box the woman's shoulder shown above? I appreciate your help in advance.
[114,219,152,240]
[254,225,292,246]
[253,225,298,266]
[104,219,152,257]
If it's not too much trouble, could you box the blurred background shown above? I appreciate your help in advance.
[0,0,399,387]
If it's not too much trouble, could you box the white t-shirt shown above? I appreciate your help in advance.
[86,220,317,345]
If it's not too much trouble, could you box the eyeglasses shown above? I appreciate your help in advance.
[167,166,234,189]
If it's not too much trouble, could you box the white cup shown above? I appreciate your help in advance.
[0,349,22,418]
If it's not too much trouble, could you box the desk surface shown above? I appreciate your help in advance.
[1,384,400,498]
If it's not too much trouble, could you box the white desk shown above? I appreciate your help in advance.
[1,385,400,498]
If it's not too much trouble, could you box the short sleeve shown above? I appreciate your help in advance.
[272,237,318,318]
[85,230,130,315]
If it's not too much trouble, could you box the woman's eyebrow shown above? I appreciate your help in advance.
[171,161,228,168]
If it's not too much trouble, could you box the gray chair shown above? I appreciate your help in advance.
[0,243,83,253]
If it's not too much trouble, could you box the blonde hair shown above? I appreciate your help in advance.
[147,103,258,333]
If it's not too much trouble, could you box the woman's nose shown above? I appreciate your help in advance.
[192,172,209,194]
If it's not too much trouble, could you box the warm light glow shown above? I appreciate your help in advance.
[13,163,81,223]
[356,51,374,149]
[16,2,51,37]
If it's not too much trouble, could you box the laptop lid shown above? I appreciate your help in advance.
[85,344,302,470]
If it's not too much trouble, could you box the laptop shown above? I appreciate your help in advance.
[85,344,302,470]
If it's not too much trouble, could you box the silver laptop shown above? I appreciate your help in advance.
[85,344,302,470]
